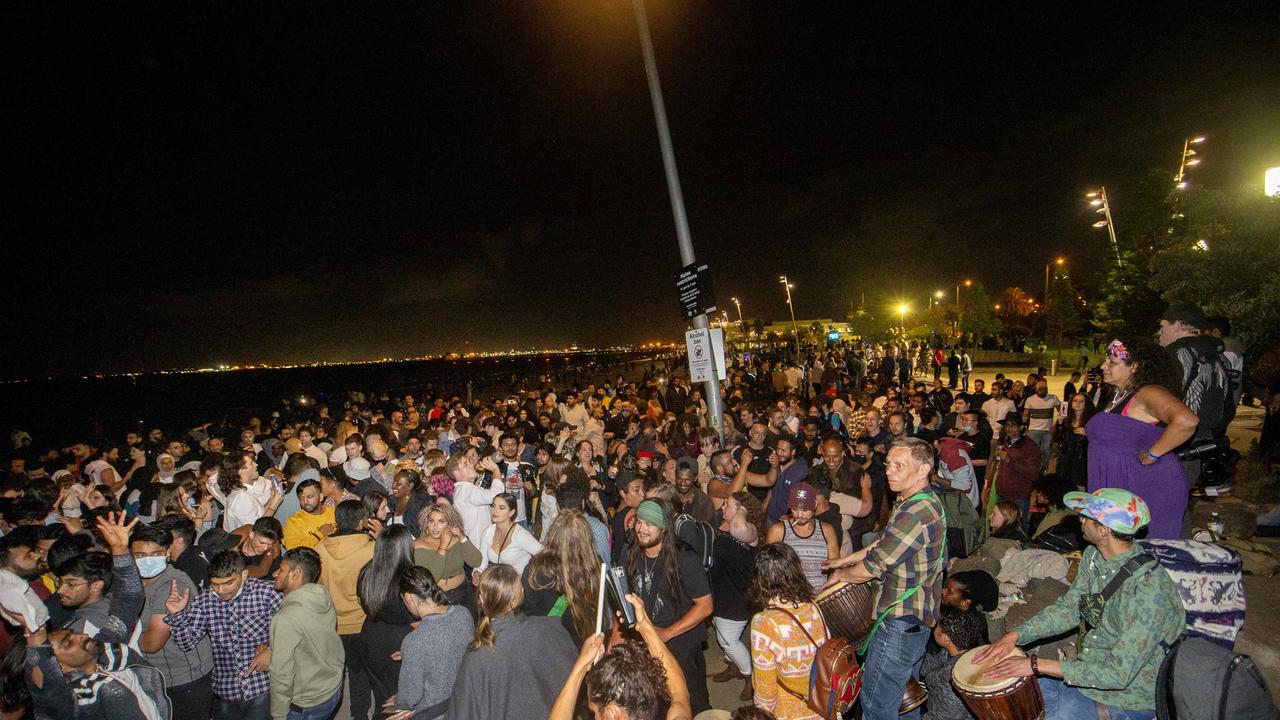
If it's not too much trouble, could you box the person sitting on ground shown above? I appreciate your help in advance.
[941,569,999,614]
[988,501,1029,545]
[920,605,989,720]
[980,488,1185,720]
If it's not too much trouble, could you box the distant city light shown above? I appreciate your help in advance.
[1267,167,1280,197]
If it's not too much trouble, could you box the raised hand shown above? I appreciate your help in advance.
[96,511,139,555]
[164,579,192,615]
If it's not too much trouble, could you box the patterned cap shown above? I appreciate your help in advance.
[1064,488,1151,534]
[788,481,817,511]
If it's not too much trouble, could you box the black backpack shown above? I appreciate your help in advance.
[1156,636,1279,720]
[672,513,715,571]
[1178,339,1240,439]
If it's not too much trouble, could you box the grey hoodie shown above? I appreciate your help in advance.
[268,583,345,720]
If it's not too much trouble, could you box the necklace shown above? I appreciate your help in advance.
[1107,388,1133,412]
[637,552,660,597]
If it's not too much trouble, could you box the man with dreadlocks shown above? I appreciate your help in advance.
[626,498,714,715]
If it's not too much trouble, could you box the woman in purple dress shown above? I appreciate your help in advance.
[1084,337,1199,538]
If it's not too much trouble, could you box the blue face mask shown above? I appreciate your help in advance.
[185,496,197,508]
[136,556,167,579]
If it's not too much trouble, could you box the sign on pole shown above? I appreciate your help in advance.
[686,328,726,383]
[674,263,717,320]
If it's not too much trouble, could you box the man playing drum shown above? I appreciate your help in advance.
[980,488,1185,720]
[823,437,946,720]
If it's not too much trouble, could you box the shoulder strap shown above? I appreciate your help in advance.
[775,607,819,649]
[1100,553,1155,603]
[856,491,946,655]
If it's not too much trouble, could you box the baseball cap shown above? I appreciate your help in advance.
[788,481,817,511]
[1160,302,1207,329]
[1064,488,1151,534]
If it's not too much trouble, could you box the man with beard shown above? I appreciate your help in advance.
[762,436,811,525]
[765,481,839,591]
[495,432,537,530]
[626,499,713,715]
[281,476,336,550]
[673,459,714,523]
[268,548,345,720]
[812,438,880,552]
[55,512,143,643]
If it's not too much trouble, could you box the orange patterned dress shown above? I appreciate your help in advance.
[750,601,829,720]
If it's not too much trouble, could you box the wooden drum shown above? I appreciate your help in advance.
[951,645,1045,720]
[814,580,877,647]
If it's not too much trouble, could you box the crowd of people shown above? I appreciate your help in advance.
[0,301,1267,720]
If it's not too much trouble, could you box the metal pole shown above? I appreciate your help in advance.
[633,0,724,441]
[1044,263,1050,312]
[1101,186,1121,267]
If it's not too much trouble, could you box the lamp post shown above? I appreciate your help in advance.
[632,0,723,440]
[779,276,801,361]
[953,279,971,336]
[1044,257,1065,312]
[1174,135,1206,190]
[732,296,743,329]
[1087,188,1121,267]
[898,304,908,336]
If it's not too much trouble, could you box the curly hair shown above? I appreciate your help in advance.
[938,605,989,650]
[417,502,464,538]
[730,490,769,543]
[1115,336,1180,394]
[747,542,815,611]
[585,641,672,720]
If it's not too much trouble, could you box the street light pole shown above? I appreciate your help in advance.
[1175,135,1205,190]
[779,276,802,361]
[633,0,723,441]
[732,297,743,329]
[1088,187,1122,267]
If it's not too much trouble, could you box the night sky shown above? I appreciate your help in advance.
[6,1,1279,379]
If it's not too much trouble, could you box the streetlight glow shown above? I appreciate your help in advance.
[1267,167,1280,197]
[1090,199,1103,206]
[934,290,945,299]
[1191,136,1206,144]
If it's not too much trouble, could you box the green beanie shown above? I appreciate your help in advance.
[635,499,667,530]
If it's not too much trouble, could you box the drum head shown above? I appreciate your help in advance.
[815,581,848,601]
[952,645,1026,692]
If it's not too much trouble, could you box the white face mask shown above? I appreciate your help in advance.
[136,556,168,579]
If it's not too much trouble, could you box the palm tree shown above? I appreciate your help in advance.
[998,287,1036,317]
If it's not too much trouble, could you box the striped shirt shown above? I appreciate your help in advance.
[861,490,946,626]
[782,520,829,592]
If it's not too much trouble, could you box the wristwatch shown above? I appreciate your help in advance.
[1029,655,1040,675]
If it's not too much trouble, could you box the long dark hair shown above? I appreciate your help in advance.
[747,543,815,611]
[1115,337,1180,394]
[358,524,414,621]
[1063,392,1096,428]
[525,510,600,642]
[625,504,685,608]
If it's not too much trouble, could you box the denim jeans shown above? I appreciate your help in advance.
[1028,429,1053,473]
[712,616,751,676]
[212,691,270,720]
[1039,677,1156,720]
[286,686,343,720]
[857,616,930,720]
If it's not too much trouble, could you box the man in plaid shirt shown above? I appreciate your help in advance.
[164,549,282,720]
[823,437,945,720]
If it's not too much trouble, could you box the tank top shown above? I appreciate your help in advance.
[783,520,828,591]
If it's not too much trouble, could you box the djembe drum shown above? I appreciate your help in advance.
[951,645,1045,720]
[814,580,877,647]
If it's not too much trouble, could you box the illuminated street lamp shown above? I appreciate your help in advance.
[1086,187,1121,267]
[929,289,945,310]
[732,296,744,328]
[897,304,908,335]
[1175,135,1206,190]
[953,279,971,336]
[1044,257,1065,312]
[780,276,802,361]
[1266,167,1280,197]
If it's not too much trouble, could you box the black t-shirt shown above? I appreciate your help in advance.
[709,534,756,622]
[610,508,634,564]
[736,443,774,476]
[815,506,843,550]
[630,547,710,649]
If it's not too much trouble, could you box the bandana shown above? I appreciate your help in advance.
[1106,339,1130,363]
[635,499,667,529]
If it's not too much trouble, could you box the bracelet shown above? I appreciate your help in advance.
[1030,655,1039,675]
[1144,449,1161,461]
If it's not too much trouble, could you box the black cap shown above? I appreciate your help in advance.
[1160,302,1207,329]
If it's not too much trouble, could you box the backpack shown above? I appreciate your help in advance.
[1177,339,1239,439]
[1156,636,1280,720]
[672,513,714,570]
[777,608,863,719]
[1139,539,1246,648]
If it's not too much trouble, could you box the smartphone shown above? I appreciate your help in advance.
[606,565,637,628]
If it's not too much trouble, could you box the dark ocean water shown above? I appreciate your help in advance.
[0,351,660,446]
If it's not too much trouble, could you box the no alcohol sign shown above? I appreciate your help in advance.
[685,328,726,383]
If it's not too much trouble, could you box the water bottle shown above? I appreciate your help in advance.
[1208,512,1225,536]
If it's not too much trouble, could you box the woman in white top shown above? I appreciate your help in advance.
[212,452,281,531]
[473,492,543,579]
